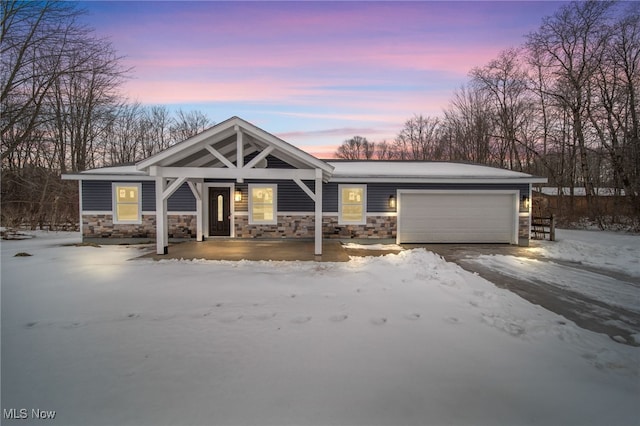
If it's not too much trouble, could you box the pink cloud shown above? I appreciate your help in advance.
[124,38,500,80]
[122,78,311,104]
[298,145,341,159]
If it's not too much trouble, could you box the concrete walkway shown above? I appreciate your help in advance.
[139,239,401,262]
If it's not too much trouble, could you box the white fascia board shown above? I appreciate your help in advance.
[136,119,237,170]
[134,116,335,181]
[329,176,548,184]
[151,166,317,180]
[62,173,155,181]
[237,119,334,175]
[147,126,236,169]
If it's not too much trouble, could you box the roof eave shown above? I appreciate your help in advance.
[329,176,548,184]
[61,173,155,181]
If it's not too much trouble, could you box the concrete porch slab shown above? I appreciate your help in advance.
[138,239,402,262]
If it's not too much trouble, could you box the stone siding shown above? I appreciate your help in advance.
[234,215,315,238]
[322,216,397,239]
[82,214,196,239]
[83,212,527,244]
[234,215,397,239]
[518,215,530,238]
[518,214,531,246]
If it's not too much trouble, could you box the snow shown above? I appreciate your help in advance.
[468,228,640,334]
[82,165,141,174]
[2,232,638,426]
[74,162,543,182]
[77,165,146,176]
[328,161,541,180]
[470,255,639,314]
[342,242,403,250]
[530,229,640,278]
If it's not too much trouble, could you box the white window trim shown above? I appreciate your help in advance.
[248,183,277,225]
[338,184,367,225]
[112,182,142,224]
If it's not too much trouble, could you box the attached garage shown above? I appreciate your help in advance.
[397,190,518,244]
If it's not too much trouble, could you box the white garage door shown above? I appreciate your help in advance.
[398,192,516,243]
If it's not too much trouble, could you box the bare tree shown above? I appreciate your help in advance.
[102,102,146,165]
[46,39,126,172]
[470,48,533,169]
[1,1,127,229]
[585,3,640,217]
[170,109,212,141]
[141,105,173,156]
[442,85,494,164]
[393,115,443,160]
[1,1,96,163]
[526,0,615,220]
[335,136,375,159]
[375,140,394,159]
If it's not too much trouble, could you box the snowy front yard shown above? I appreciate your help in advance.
[1,232,638,426]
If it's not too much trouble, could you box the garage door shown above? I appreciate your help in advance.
[398,192,516,243]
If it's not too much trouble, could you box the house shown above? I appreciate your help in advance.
[62,116,547,255]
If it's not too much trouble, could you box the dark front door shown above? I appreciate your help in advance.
[209,187,231,236]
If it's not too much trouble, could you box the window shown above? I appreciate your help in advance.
[249,184,277,225]
[112,183,141,224]
[339,185,366,225]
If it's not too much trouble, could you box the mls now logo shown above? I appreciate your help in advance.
[3,408,56,419]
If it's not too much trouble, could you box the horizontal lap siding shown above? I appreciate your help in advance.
[278,180,315,211]
[233,180,316,212]
[142,182,155,211]
[243,153,296,169]
[322,182,529,213]
[84,179,529,214]
[82,180,196,212]
[82,181,112,210]
[167,184,196,211]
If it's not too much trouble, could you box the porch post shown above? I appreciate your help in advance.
[314,168,323,256]
[196,181,204,242]
[155,176,168,255]
[236,126,244,183]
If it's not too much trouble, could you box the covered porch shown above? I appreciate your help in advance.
[135,117,334,256]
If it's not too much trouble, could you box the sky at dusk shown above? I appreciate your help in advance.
[81,1,565,157]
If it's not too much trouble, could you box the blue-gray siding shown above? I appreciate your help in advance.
[82,181,112,210]
[82,180,196,212]
[83,180,529,214]
[230,180,315,212]
[322,182,530,213]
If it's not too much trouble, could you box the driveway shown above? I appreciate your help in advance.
[411,243,640,347]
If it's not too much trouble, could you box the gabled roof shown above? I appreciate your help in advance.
[136,116,334,181]
[61,117,546,185]
[327,161,547,184]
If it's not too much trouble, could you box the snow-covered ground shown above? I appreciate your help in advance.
[1,231,638,426]
[529,229,640,278]
[470,229,640,321]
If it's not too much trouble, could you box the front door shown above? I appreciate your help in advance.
[209,187,231,236]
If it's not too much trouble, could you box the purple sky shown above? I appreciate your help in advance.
[81,1,564,157]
